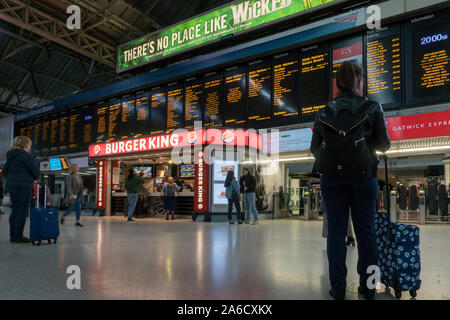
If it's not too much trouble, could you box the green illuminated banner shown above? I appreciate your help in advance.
[117,0,335,72]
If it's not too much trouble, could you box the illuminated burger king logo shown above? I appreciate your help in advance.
[94,145,101,155]
[222,130,235,144]
[187,131,197,144]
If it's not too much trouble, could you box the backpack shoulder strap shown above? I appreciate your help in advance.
[359,99,375,115]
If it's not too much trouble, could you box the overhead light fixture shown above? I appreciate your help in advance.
[242,156,314,164]
[377,145,450,155]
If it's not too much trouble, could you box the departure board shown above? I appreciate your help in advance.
[248,59,272,122]
[81,105,94,149]
[121,93,136,138]
[185,77,203,130]
[167,83,184,132]
[33,121,42,155]
[203,72,223,127]
[224,65,247,126]
[107,98,121,140]
[150,87,166,135]
[273,52,299,120]
[135,91,150,136]
[405,9,450,105]
[332,36,363,98]
[49,114,60,154]
[59,111,70,153]
[41,116,50,154]
[95,101,108,142]
[366,25,402,108]
[68,108,81,151]
[301,43,330,118]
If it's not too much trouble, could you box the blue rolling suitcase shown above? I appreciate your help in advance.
[374,156,421,299]
[30,185,60,246]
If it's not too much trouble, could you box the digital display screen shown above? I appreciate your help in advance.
[366,25,402,108]
[273,51,299,120]
[68,109,81,151]
[49,114,60,154]
[121,94,136,139]
[301,43,330,117]
[33,121,42,155]
[95,101,108,142]
[107,98,121,140]
[248,58,272,122]
[180,164,195,178]
[213,183,228,205]
[224,66,247,126]
[81,105,94,149]
[405,9,450,105]
[167,83,184,132]
[58,111,70,153]
[40,116,50,155]
[135,91,150,136]
[203,72,223,127]
[150,88,166,135]
[185,77,203,130]
[332,36,363,98]
[49,158,62,171]
[133,166,153,178]
[213,160,238,182]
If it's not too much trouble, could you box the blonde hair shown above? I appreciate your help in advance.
[167,176,174,183]
[11,136,32,151]
[69,164,79,175]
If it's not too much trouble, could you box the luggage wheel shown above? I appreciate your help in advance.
[37,240,42,246]
[394,290,402,299]
[32,241,35,246]
[409,290,417,298]
[53,238,58,244]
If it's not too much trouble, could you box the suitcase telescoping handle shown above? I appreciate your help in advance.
[35,183,47,209]
[383,155,390,217]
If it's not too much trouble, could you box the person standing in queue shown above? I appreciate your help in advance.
[239,168,259,225]
[61,164,84,227]
[2,136,40,243]
[163,176,178,220]
[310,61,391,300]
[124,168,144,222]
[224,170,243,225]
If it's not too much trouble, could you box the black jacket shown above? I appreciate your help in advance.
[2,150,40,190]
[239,174,256,193]
[310,90,391,176]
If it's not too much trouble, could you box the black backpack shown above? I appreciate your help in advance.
[314,100,374,176]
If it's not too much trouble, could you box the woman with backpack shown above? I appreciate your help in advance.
[310,61,391,300]
[224,170,243,225]
[163,176,179,220]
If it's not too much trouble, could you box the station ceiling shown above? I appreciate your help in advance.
[0,0,232,117]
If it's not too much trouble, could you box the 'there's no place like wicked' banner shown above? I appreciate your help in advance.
[116,0,335,73]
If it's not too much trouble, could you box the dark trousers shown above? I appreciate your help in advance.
[227,198,242,221]
[8,187,32,241]
[320,171,378,291]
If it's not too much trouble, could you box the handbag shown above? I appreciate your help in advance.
[231,189,240,201]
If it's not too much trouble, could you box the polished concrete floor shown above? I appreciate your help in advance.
[0,213,449,300]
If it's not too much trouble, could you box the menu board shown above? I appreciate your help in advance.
[135,91,150,136]
[167,83,184,132]
[121,93,136,138]
[150,87,166,135]
[332,35,363,98]
[405,9,450,105]
[366,25,402,108]
[107,98,121,140]
[213,160,238,182]
[180,164,195,178]
[273,51,299,120]
[68,108,81,151]
[58,111,70,153]
[224,66,247,126]
[213,183,228,205]
[301,43,330,117]
[248,59,272,122]
[203,72,223,127]
[184,77,203,130]
[95,101,108,142]
[49,113,60,154]
[81,105,94,149]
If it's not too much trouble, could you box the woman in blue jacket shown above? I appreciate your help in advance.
[2,136,40,243]
[224,170,242,225]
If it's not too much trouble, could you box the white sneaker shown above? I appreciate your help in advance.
[251,220,259,225]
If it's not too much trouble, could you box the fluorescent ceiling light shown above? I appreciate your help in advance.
[377,145,450,155]
[242,156,314,164]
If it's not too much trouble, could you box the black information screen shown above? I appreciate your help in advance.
[273,51,299,120]
[224,65,247,126]
[80,105,94,150]
[150,87,166,135]
[49,113,60,154]
[33,120,42,155]
[185,77,203,130]
[107,98,121,140]
[405,9,450,105]
[248,58,272,123]
[95,101,108,142]
[121,93,136,138]
[41,116,50,155]
[366,25,402,108]
[58,111,70,153]
[68,108,81,151]
[203,72,223,127]
[167,83,184,132]
[301,43,330,118]
[135,91,150,136]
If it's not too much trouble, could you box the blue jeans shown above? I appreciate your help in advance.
[8,187,32,241]
[64,194,82,221]
[244,192,258,221]
[321,171,378,292]
[127,193,138,219]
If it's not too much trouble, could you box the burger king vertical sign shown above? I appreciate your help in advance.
[96,160,107,210]
[194,150,209,213]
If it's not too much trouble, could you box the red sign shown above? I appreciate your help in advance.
[96,160,107,209]
[89,129,263,157]
[386,110,450,141]
[194,150,209,213]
